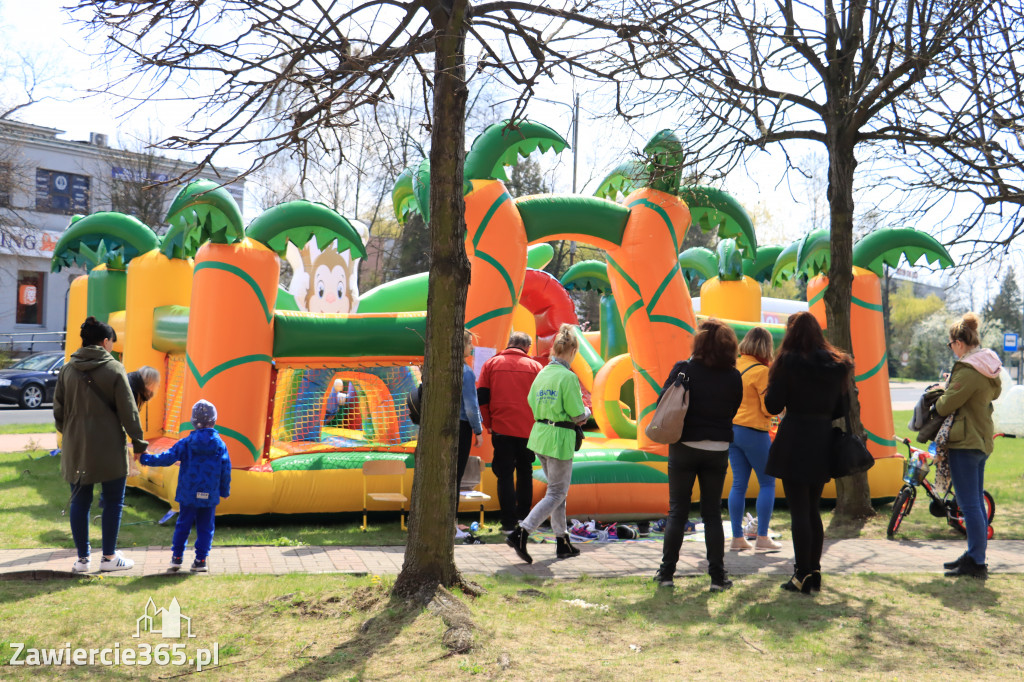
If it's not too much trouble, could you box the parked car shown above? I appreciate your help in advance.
[0,352,65,409]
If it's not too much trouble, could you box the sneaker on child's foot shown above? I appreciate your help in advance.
[191,558,208,573]
[100,551,134,572]
[71,557,91,573]
[168,556,183,572]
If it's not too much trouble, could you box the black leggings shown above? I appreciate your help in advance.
[660,443,729,579]
[782,478,826,574]
[452,420,474,516]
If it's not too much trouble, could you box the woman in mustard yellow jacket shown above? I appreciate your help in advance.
[728,328,782,551]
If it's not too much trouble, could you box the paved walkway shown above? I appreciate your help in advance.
[2,539,1022,579]
[0,432,57,452]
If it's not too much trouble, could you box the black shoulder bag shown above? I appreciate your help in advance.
[830,410,875,479]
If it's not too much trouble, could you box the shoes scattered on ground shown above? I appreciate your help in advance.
[742,513,757,539]
[100,552,134,572]
[730,537,754,551]
[755,535,783,551]
[71,557,91,573]
[168,556,183,572]
[191,559,208,573]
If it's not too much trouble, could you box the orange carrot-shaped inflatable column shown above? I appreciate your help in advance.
[807,270,894,458]
[607,187,695,449]
[164,180,277,467]
[183,239,279,467]
[806,227,955,460]
[464,179,527,351]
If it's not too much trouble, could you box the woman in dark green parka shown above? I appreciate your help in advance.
[53,317,148,573]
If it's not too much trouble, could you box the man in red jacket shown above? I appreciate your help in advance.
[477,332,543,532]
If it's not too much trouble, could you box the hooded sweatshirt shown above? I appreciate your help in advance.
[53,346,147,485]
[935,347,1002,454]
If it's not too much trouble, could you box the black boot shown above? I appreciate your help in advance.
[506,526,532,564]
[781,566,812,593]
[556,535,580,559]
[943,553,967,570]
[653,565,675,588]
[709,569,733,593]
[945,554,988,579]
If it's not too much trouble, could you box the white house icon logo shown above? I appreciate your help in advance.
[134,598,196,639]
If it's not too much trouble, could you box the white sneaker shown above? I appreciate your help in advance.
[71,557,91,573]
[742,513,758,539]
[100,551,134,572]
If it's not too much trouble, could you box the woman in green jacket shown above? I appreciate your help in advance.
[53,317,148,573]
[507,324,590,563]
[935,312,1002,579]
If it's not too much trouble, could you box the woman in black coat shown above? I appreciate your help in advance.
[654,319,743,592]
[765,312,853,594]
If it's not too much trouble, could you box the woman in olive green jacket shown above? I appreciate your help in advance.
[935,312,1002,579]
[53,317,147,573]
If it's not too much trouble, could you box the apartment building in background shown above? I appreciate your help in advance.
[0,119,244,355]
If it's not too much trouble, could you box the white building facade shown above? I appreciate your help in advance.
[0,120,244,355]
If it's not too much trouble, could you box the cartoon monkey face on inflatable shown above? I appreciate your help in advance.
[285,220,369,315]
[310,251,357,313]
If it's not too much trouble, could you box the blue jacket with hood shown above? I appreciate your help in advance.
[140,429,231,507]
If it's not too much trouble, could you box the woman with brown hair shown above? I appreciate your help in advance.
[765,312,853,594]
[653,318,743,592]
[728,327,781,551]
[935,312,1002,578]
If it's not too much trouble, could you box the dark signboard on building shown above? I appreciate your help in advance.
[35,169,90,215]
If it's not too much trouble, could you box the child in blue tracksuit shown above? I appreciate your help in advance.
[140,399,231,572]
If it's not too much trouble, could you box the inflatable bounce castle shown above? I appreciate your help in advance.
[51,120,955,518]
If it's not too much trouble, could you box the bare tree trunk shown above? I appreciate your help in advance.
[394,0,471,597]
[826,135,874,518]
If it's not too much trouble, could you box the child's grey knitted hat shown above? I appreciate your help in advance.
[191,399,218,429]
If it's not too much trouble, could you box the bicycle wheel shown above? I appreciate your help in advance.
[983,491,995,523]
[887,486,916,538]
[950,491,996,534]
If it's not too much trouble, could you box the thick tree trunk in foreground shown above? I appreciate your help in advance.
[394,0,472,597]
[826,136,874,519]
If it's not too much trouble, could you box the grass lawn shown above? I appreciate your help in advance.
[1,410,1021,549]
[1,572,1022,679]
[0,423,56,435]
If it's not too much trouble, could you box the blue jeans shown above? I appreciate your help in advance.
[69,477,126,559]
[728,426,776,537]
[948,448,989,564]
[172,505,217,560]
